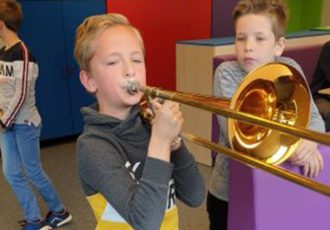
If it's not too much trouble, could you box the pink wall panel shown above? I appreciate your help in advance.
[107,0,211,90]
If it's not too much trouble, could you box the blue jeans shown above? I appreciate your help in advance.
[0,124,64,222]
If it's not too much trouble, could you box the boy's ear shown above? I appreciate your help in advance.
[79,70,97,94]
[275,37,286,56]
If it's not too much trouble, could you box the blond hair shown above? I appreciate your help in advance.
[74,13,144,71]
[232,0,288,40]
[0,0,22,32]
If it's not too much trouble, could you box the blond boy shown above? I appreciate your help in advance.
[74,13,205,230]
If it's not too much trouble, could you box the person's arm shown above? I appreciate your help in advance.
[170,143,205,207]
[143,99,205,206]
[289,98,325,177]
[284,58,325,177]
[147,100,183,162]
[78,138,173,230]
[213,62,241,146]
[1,42,33,127]
[290,140,324,177]
[308,98,326,132]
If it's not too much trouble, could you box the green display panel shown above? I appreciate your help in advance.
[286,0,323,32]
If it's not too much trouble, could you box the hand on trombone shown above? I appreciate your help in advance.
[289,139,324,178]
[146,98,183,162]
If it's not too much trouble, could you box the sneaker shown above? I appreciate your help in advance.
[18,220,27,227]
[41,209,72,229]
[20,220,44,230]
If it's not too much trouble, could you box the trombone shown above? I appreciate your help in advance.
[127,63,330,196]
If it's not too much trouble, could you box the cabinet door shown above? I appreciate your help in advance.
[19,1,106,139]
[19,1,74,139]
[62,0,106,134]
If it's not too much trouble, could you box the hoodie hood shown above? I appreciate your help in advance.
[80,103,150,143]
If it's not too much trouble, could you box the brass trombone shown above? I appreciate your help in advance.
[127,63,330,196]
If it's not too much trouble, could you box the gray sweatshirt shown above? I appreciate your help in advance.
[77,104,205,230]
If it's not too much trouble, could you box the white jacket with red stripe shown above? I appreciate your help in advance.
[0,41,41,128]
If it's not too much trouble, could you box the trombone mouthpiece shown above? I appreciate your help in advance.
[126,79,140,95]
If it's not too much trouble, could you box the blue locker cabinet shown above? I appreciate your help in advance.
[19,1,106,140]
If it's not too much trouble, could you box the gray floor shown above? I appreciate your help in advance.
[0,139,211,230]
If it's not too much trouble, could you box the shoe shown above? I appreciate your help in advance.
[41,209,72,229]
[20,220,44,230]
[18,220,27,227]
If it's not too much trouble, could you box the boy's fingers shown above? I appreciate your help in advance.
[303,164,309,177]
[317,152,324,171]
[309,159,316,178]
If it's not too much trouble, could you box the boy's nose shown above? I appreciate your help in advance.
[125,71,134,77]
[244,40,254,52]
[124,62,135,77]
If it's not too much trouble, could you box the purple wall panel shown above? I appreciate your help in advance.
[211,0,237,37]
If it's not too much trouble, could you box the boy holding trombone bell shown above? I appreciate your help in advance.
[208,0,326,230]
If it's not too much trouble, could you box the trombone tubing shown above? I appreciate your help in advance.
[140,85,330,196]
[182,131,330,196]
[138,85,330,196]
[142,85,330,147]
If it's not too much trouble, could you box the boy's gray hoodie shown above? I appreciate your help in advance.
[77,104,205,230]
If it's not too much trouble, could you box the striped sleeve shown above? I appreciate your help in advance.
[2,42,29,127]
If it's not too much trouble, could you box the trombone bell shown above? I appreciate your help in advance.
[229,63,310,164]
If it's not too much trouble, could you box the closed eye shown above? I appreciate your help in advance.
[133,59,143,63]
[236,36,246,42]
[106,60,119,65]
[256,37,266,41]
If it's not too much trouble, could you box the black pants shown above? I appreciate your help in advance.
[207,192,228,230]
